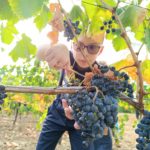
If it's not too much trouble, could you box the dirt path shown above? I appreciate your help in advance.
[0,113,137,150]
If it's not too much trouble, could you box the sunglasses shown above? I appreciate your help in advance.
[73,42,102,55]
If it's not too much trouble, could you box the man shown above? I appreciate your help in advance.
[36,33,112,150]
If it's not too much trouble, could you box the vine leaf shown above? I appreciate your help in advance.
[112,36,128,51]
[9,34,36,61]
[119,5,147,29]
[0,0,17,21]
[34,5,53,31]
[101,0,117,7]
[8,0,46,19]
[134,24,144,41]
[141,60,150,84]
[49,3,60,12]
[1,21,18,44]
[82,0,98,19]
[47,3,64,44]
[47,31,59,44]
[144,28,150,52]
[113,55,137,80]
[69,5,83,21]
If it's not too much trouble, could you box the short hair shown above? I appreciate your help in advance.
[79,32,105,43]
[79,32,105,44]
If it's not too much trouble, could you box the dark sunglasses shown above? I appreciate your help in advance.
[73,42,102,55]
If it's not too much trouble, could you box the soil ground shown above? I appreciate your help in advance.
[0,113,138,150]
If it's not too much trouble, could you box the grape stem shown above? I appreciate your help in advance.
[136,43,144,56]
[118,64,136,71]
[144,92,150,96]
[90,86,104,102]
[69,67,85,78]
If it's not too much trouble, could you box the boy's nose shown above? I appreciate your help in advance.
[80,47,88,57]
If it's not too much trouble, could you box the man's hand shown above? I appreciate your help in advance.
[36,43,70,70]
[62,99,80,130]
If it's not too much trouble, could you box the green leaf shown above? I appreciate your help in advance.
[102,0,116,7]
[69,5,89,33]
[119,5,146,28]
[8,0,47,19]
[1,21,18,44]
[34,5,52,31]
[112,36,128,51]
[116,6,128,16]
[9,34,37,61]
[81,0,99,19]
[144,28,150,52]
[141,60,150,84]
[0,0,17,20]
[69,5,84,20]
[134,24,144,41]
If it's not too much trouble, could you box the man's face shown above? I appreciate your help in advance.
[72,35,104,68]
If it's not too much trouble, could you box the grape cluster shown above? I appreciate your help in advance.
[92,65,134,99]
[63,20,81,41]
[100,16,116,34]
[63,65,134,147]
[0,85,7,107]
[135,110,150,150]
[65,89,118,148]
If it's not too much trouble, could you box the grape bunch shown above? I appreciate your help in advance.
[65,89,118,148]
[135,110,150,150]
[63,20,81,41]
[92,65,134,99]
[0,85,7,106]
[63,65,134,147]
[100,16,116,34]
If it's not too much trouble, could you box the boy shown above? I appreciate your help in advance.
[36,33,112,150]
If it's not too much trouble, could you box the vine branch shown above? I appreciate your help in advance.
[143,92,150,96]
[3,85,143,113]
[137,43,144,56]
[118,64,136,71]
[100,0,145,110]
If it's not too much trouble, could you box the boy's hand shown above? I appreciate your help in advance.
[37,44,70,70]
[62,99,73,120]
[62,99,80,130]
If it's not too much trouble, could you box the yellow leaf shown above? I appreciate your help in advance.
[47,31,59,44]
[49,3,60,12]
[113,54,137,80]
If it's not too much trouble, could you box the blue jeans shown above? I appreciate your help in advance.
[36,99,112,150]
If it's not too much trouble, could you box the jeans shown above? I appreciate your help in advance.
[36,99,112,150]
